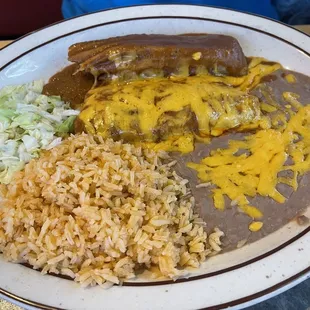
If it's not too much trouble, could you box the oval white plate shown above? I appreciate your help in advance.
[0,5,309,310]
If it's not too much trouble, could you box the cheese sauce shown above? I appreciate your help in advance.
[77,58,279,151]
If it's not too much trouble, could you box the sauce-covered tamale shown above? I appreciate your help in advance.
[68,34,248,81]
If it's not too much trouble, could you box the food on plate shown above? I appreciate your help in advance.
[68,34,248,82]
[76,76,263,143]
[0,134,223,286]
[0,81,79,184]
[75,57,280,149]
[43,64,94,109]
[188,105,310,229]
[0,33,310,286]
[171,69,310,246]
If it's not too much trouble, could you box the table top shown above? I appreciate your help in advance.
[296,25,310,34]
[0,24,309,310]
[0,40,11,49]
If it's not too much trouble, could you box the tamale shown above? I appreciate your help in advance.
[68,34,248,81]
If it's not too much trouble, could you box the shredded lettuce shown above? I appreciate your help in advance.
[0,80,79,184]
[56,115,76,134]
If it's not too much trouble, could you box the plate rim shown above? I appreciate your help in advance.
[1,267,309,310]
[0,3,309,55]
[0,4,309,310]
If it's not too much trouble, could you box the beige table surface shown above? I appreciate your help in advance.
[0,24,309,310]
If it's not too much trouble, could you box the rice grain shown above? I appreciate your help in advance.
[0,133,223,287]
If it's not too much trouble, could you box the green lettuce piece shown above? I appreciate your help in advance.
[0,159,24,184]
[0,80,79,184]
[0,109,15,118]
[56,115,76,134]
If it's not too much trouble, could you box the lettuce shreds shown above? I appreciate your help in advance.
[0,80,79,184]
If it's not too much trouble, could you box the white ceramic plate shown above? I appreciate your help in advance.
[0,5,309,310]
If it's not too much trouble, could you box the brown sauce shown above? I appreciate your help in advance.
[68,34,248,78]
[42,64,94,109]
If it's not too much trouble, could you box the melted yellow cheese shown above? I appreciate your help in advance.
[80,78,261,143]
[249,221,263,232]
[78,58,280,153]
[285,74,297,84]
[188,105,310,227]
[137,134,195,153]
